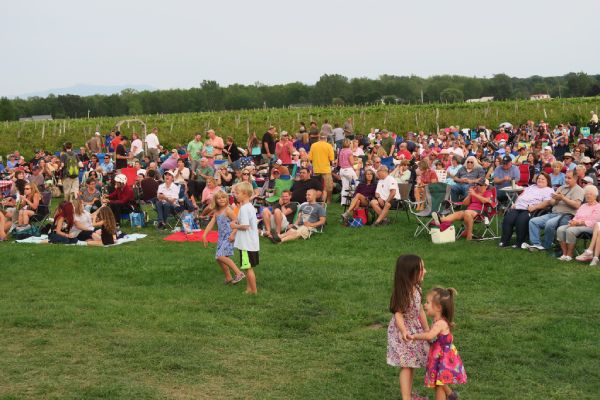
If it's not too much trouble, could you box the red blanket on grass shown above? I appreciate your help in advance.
[163,230,219,242]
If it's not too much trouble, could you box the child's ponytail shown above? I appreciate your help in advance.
[429,287,457,328]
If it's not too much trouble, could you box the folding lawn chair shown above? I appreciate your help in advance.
[455,186,500,240]
[266,178,295,203]
[407,182,453,237]
[393,183,412,222]
[30,190,52,230]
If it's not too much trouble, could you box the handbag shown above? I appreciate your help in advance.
[353,208,368,225]
[251,146,262,156]
[129,212,145,228]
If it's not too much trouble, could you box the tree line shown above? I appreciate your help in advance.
[1,72,599,121]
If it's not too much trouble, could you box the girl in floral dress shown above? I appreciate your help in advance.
[202,190,245,285]
[387,254,430,400]
[409,287,467,400]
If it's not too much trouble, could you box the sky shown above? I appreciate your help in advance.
[1,0,599,97]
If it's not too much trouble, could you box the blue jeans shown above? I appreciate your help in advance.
[528,213,572,249]
[155,200,176,223]
[451,183,470,201]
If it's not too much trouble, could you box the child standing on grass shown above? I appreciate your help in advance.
[202,190,245,285]
[409,287,466,400]
[387,254,430,400]
[229,182,259,294]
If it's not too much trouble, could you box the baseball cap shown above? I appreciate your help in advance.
[583,176,594,184]
[581,156,592,164]
[502,155,512,164]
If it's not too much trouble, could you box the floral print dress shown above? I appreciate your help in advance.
[387,289,429,368]
[424,332,467,388]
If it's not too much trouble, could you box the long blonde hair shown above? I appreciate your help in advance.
[210,190,230,211]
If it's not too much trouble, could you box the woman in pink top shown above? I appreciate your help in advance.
[199,177,223,218]
[556,185,600,261]
[338,139,358,205]
[432,179,492,240]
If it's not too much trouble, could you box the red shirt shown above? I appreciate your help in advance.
[108,185,134,205]
[495,133,508,142]
[396,149,412,160]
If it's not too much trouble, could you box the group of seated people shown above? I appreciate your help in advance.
[4,118,600,255]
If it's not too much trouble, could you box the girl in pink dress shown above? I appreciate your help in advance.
[387,254,430,400]
[409,287,467,400]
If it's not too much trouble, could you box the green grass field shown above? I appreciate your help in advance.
[1,203,599,399]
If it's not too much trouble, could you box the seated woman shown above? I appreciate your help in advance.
[431,178,493,240]
[575,221,600,266]
[445,156,462,186]
[87,205,117,246]
[48,201,78,244]
[79,178,102,212]
[340,169,377,222]
[16,182,41,227]
[549,161,565,189]
[2,178,27,223]
[199,177,223,218]
[414,160,438,210]
[215,165,234,189]
[499,172,554,248]
[556,185,600,261]
[172,158,190,187]
[236,168,260,199]
[70,199,95,241]
[391,160,411,185]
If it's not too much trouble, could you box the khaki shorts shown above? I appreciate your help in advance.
[295,225,315,239]
[270,215,289,232]
[318,173,333,192]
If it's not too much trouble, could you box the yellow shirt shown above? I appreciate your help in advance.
[309,141,334,174]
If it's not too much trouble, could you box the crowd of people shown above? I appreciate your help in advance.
[2,113,600,266]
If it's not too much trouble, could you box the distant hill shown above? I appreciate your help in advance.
[14,84,157,99]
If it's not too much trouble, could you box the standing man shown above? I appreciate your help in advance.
[343,117,354,139]
[262,126,276,162]
[145,128,160,162]
[60,142,81,202]
[321,119,333,143]
[86,131,103,154]
[380,130,395,157]
[333,123,345,151]
[187,133,204,173]
[309,133,335,203]
[114,136,129,170]
[206,130,224,160]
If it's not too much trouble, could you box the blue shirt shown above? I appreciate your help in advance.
[493,165,521,188]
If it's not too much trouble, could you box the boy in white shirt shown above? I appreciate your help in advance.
[230,182,259,294]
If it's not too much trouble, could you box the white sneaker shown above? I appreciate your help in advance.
[528,244,546,252]
[575,250,594,262]
[521,243,530,250]
[590,257,599,266]
[558,255,572,261]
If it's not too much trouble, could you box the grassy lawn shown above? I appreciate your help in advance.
[0,203,599,399]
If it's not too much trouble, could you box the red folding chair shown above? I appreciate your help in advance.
[518,164,530,187]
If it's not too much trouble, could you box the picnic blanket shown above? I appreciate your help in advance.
[16,233,147,246]
[163,230,218,242]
